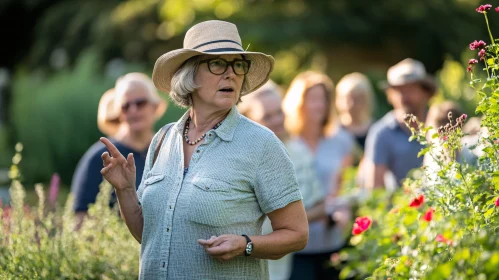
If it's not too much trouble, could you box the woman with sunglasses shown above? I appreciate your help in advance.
[71,72,166,224]
[99,20,308,279]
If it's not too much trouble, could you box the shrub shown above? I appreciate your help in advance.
[0,145,140,279]
[340,5,499,279]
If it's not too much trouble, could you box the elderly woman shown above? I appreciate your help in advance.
[238,80,325,280]
[282,71,354,280]
[99,20,308,279]
[71,72,166,222]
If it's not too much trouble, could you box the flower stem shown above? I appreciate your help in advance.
[484,13,495,46]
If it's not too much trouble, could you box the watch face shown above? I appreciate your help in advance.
[246,242,253,255]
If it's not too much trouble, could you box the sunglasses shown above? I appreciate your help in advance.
[121,98,149,112]
[199,58,251,75]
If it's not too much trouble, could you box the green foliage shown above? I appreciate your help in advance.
[0,147,140,279]
[340,8,499,279]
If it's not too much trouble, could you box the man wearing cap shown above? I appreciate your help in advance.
[364,58,436,190]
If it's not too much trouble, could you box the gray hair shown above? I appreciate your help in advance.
[170,55,251,108]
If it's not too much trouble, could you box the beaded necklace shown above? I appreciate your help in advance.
[183,116,223,145]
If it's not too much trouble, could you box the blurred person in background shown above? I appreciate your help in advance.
[335,72,375,165]
[364,58,436,190]
[282,71,354,280]
[71,73,167,223]
[238,80,325,280]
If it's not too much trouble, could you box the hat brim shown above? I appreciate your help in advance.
[152,49,274,96]
[378,76,437,95]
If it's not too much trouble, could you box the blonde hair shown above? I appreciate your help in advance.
[238,80,282,117]
[282,71,335,136]
[335,72,375,117]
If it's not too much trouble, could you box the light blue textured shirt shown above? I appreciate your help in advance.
[136,106,302,279]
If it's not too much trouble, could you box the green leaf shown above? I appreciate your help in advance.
[418,147,431,158]
[484,208,494,218]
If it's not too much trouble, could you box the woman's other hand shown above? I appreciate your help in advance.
[100,137,136,191]
[198,235,246,261]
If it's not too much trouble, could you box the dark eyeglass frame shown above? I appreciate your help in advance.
[199,58,251,76]
[121,98,149,112]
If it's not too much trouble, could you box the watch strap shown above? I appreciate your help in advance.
[242,234,252,256]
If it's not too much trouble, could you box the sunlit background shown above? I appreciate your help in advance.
[0,0,496,191]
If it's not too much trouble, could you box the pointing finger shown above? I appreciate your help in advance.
[100,137,123,159]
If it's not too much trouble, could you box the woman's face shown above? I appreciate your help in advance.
[193,54,246,111]
[336,89,369,117]
[302,84,329,126]
[248,93,286,139]
[119,82,158,134]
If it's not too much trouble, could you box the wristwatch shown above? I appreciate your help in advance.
[242,234,253,256]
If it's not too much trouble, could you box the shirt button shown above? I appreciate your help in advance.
[169,205,173,210]
[205,186,210,190]
[167,227,170,232]
[208,133,212,137]
[196,150,200,153]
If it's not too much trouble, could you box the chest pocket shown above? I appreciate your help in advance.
[188,177,236,228]
[141,174,168,216]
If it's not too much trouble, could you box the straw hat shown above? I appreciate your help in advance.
[97,73,167,137]
[152,20,274,96]
[379,58,437,95]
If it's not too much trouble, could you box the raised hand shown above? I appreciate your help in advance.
[100,137,136,191]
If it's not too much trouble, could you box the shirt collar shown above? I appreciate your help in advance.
[173,106,240,142]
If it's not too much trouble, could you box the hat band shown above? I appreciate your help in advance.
[192,39,243,51]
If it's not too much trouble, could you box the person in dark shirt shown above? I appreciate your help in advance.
[71,73,166,222]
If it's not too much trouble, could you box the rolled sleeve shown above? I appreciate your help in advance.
[254,135,303,214]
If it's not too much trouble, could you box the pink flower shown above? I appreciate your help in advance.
[352,216,371,235]
[49,173,60,207]
[470,40,487,50]
[443,136,448,141]
[479,49,486,59]
[496,7,499,12]
[476,4,493,13]
[462,114,468,120]
[469,59,479,65]
[495,197,499,207]
[467,65,473,72]
[421,208,434,222]
[409,194,425,208]
[436,234,452,245]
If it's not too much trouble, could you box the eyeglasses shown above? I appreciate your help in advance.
[199,58,251,75]
[121,98,149,112]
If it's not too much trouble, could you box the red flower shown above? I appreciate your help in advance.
[469,59,479,65]
[443,136,448,141]
[476,4,493,13]
[436,234,452,245]
[496,7,499,12]
[352,216,371,235]
[470,40,487,50]
[495,197,499,207]
[467,65,473,72]
[409,194,425,208]
[421,207,434,222]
